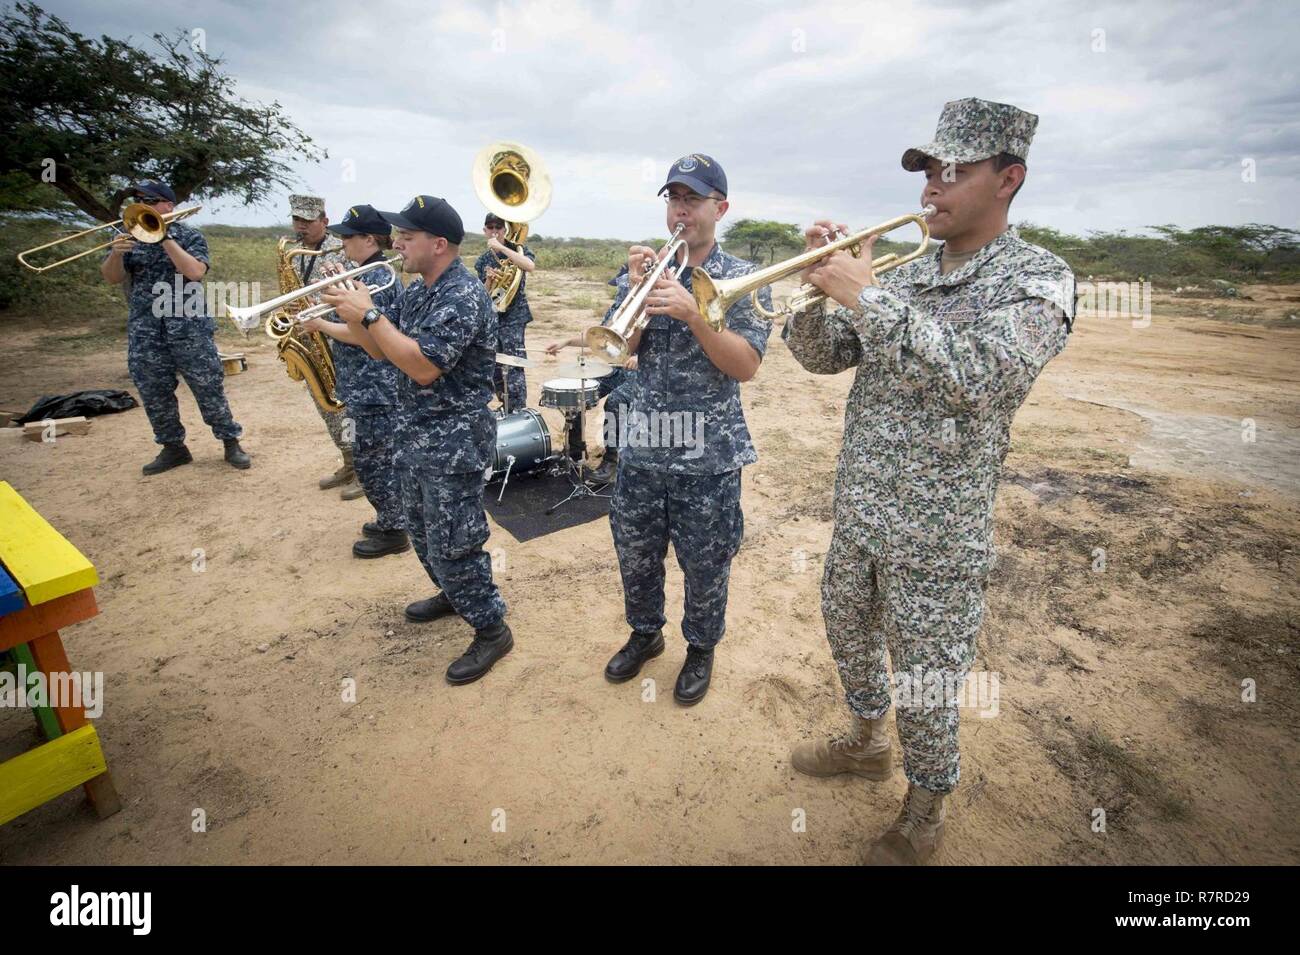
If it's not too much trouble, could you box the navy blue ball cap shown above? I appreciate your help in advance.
[658,154,727,199]
[379,195,465,244]
[328,203,390,237]
[131,180,176,202]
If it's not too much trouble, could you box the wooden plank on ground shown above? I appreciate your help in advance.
[22,417,92,442]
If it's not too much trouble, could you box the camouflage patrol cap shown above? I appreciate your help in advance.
[901,98,1038,171]
[289,194,326,219]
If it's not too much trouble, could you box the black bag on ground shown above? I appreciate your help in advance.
[17,389,138,424]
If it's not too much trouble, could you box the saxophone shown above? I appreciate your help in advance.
[266,237,344,412]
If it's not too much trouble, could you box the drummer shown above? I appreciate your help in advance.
[543,334,637,484]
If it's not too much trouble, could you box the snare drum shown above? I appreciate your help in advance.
[488,409,553,479]
[540,377,600,412]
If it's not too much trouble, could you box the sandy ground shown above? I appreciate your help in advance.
[1,273,1297,865]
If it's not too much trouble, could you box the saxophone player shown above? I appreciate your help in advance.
[601,155,772,705]
[475,213,536,411]
[300,205,409,558]
[321,196,514,686]
[287,194,363,500]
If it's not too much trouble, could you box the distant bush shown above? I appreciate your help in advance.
[6,216,1298,325]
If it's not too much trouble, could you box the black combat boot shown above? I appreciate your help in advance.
[352,529,410,558]
[142,442,192,475]
[404,592,455,623]
[223,438,251,470]
[673,645,715,706]
[362,521,384,538]
[604,629,665,683]
[446,621,514,685]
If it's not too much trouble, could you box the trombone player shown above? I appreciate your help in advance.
[601,155,772,705]
[782,98,1075,865]
[100,180,250,474]
[287,194,362,499]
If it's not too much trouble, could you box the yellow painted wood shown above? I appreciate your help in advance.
[0,481,98,606]
[0,724,107,826]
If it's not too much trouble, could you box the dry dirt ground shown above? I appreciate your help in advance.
[1,273,1297,865]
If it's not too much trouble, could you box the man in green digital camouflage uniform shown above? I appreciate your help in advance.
[287,194,362,499]
[783,98,1075,865]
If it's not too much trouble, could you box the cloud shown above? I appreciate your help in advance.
[41,0,1300,238]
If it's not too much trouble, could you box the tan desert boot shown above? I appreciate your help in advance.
[864,784,946,865]
[320,449,357,490]
[790,712,893,780]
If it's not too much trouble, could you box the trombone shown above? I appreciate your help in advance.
[690,205,936,329]
[584,224,688,365]
[17,203,202,273]
[225,258,401,331]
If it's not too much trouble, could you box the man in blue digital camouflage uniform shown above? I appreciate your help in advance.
[783,98,1075,864]
[100,180,249,475]
[322,196,512,686]
[601,155,772,705]
[475,213,537,412]
[302,204,408,558]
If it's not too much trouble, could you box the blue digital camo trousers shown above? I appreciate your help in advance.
[610,464,744,649]
[126,322,241,445]
[400,467,506,630]
[493,323,528,413]
[822,524,985,794]
[351,408,403,532]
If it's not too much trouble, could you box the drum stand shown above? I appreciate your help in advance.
[546,407,610,515]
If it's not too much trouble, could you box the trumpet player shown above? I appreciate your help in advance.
[288,194,362,499]
[321,196,513,686]
[601,155,773,706]
[475,213,536,411]
[782,99,1076,865]
[300,205,409,558]
[100,180,249,474]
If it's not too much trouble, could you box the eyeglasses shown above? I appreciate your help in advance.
[663,193,722,209]
[134,197,165,206]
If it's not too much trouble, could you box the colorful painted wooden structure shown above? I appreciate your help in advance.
[0,481,121,825]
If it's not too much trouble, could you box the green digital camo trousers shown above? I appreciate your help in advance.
[821,524,986,794]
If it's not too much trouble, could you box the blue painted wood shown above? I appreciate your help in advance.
[0,563,24,618]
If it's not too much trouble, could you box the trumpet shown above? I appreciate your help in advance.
[17,203,202,273]
[584,224,688,365]
[225,258,400,331]
[690,205,936,328]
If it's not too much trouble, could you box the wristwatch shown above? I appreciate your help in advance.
[361,307,381,328]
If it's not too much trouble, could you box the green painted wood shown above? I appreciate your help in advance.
[9,642,62,742]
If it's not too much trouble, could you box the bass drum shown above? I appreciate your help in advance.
[488,409,553,480]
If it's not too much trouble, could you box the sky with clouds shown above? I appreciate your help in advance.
[41,0,1300,240]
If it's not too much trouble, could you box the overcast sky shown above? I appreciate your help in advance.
[42,0,1300,240]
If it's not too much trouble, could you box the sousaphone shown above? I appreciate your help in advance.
[472,141,552,312]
